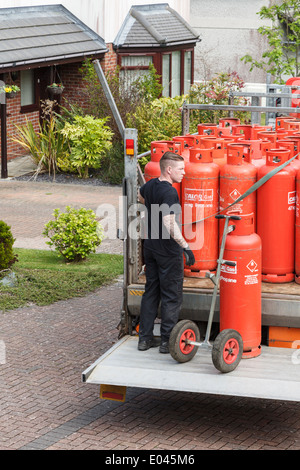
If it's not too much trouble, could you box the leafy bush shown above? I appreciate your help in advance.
[130,63,163,103]
[12,100,67,178]
[127,96,184,154]
[241,0,300,83]
[79,59,163,139]
[43,207,104,262]
[100,140,124,185]
[60,115,114,178]
[0,221,18,271]
[188,72,250,127]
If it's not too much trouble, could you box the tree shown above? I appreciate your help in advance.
[241,0,300,83]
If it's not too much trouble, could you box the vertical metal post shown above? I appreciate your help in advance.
[1,102,8,179]
[228,93,234,118]
[181,101,190,135]
[266,73,276,127]
[124,128,139,285]
[281,86,290,110]
[251,95,260,124]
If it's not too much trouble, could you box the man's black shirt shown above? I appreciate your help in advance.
[140,178,182,257]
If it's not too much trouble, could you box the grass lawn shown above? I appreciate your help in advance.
[0,249,124,312]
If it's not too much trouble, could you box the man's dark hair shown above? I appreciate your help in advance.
[160,151,184,173]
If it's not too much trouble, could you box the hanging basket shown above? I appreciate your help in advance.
[6,91,17,99]
[0,85,20,100]
[47,84,64,95]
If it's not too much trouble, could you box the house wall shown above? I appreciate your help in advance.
[190,0,277,85]
[0,77,40,160]
[1,61,106,160]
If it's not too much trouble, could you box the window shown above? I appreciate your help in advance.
[119,48,194,98]
[120,55,153,91]
[162,49,193,98]
[162,54,170,97]
[171,51,181,97]
[21,70,35,108]
[184,51,192,94]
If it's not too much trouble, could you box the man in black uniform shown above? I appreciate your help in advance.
[138,152,195,353]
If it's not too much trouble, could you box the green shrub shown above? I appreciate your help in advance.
[0,221,18,271]
[100,140,124,185]
[12,100,67,178]
[60,115,114,178]
[43,207,104,262]
[127,96,184,155]
[188,72,250,127]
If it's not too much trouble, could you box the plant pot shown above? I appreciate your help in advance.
[6,91,17,99]
[48,86,64,95]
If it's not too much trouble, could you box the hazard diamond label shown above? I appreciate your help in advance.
[247,260,258,272]
[230,189,241,200]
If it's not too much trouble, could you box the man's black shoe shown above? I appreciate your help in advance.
[138,337,160,351]
[159,341,169,354]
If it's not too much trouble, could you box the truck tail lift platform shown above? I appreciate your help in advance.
[83,62,300,403]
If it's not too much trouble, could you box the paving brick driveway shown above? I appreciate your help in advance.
[0,180,300,451]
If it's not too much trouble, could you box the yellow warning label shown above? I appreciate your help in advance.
[129,290,144,296]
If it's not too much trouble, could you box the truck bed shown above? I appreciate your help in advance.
[127,275,300,327]
[82,335,300,402]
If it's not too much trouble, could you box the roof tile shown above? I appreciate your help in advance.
[0,5,107,70]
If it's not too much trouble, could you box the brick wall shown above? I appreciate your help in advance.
[60,62,90,113]
[1,50,117,161]
[0,79,40,160]
[102,43,118,73]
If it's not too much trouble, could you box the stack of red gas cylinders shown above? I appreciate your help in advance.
[144,116,300,285]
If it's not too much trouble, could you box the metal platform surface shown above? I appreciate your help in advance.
[127,279,300,327]
[82,335,300,403]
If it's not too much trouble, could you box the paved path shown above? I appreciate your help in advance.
[1,179,300,451]
[0,180,123,254]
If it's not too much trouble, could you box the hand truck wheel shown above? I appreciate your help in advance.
[169,320,200,363]
[212,329,243,373]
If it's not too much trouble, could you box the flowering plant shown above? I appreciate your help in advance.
[0,85,20,94]
[48,83,64,90]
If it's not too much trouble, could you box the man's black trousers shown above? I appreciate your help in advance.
[139,246,184,343]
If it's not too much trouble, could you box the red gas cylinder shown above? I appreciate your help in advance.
[219,117,240,128]
[232,124,253,139]
[276,129,290,139]
[296,169,300,284]
[219,143,257,234]
[220,213,262,358]
[236,139,265,168]
[144,141,182,200]
[276,140,300,170]
[200,136,234,167]
[257,131,278,143]
[285,135,300,158]
[214,127,232,137]
[287,121,300,132]
[182,148,219,277]
[216,117,240,138]
[276,116,296,130]
[197,123,218,136]
[257,148,297,283]
[173,135,201,161]
[251,125,273,140]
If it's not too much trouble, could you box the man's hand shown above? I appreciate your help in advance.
[183,247,195,266]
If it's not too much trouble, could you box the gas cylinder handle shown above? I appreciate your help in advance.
[224,261,236,266]
[215,215,241,220]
